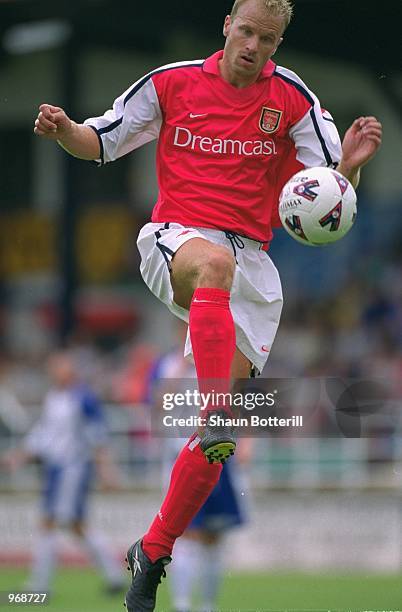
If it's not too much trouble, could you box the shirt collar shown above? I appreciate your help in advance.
[203,50,276,80]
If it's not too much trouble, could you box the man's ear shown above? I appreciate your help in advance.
[272,36,283,56]
[223,15,231,37]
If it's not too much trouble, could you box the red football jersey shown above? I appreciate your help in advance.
[85,51,341,243]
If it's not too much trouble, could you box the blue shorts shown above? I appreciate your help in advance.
[42,461,93,524]
[189,462,245,533]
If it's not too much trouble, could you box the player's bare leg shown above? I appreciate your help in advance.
[26,518,58,593]
[230,346,253,378]
[169,529,224,612]
[170,237,235,303]
[71,520,123,593]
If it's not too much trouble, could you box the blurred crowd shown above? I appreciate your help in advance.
[0,219,401,488]
[1,246,401,411]
[270,251,402,382]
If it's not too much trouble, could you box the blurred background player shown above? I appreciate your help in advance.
[149,322,250,612]
[169,453,249,612]
[3,350,124,595]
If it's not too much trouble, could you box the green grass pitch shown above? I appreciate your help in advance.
[0,568,401,611]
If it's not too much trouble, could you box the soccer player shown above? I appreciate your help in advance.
[33,0,382,608]
[4,351,123,595]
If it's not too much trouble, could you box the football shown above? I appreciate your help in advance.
[278,166,357,246]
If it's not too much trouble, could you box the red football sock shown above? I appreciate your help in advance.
[142,434,222,561]
[142,288,235,561]
[189,287,236,415]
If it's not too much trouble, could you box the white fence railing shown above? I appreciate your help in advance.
[2,403,401,492]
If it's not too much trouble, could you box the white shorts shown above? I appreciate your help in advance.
[137,222,283,374]
[43,461,93,524]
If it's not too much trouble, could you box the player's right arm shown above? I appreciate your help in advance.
[2,414,46,470]
[2,447,33,471]
[34,103,101,160]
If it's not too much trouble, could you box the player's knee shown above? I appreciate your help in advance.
[41,517,56,531]
[198,247,235,290]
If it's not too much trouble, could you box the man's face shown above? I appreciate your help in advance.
[223,0,284,81]
[48,354,76,388]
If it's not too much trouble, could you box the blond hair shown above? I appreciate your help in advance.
[230,0,294,30]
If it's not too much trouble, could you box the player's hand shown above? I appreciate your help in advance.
[341,116,382,173]
[34,104,72,140]
[98,466,124,492]
[95,448,123,491]
[1,448,28,472]
[235,437,253,465]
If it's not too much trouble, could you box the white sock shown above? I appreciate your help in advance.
[170,537,200,611]
[28,530,58,592]
[198,540,223,612]
[81,531,122,584]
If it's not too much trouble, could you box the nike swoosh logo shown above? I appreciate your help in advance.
[189,113,207,118]
[177,229,195,237]
[192,298,216,304]
[132,552,142,578]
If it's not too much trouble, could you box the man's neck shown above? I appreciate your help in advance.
[218,58,258,89]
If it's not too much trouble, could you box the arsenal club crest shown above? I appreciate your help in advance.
[259,107,282,134]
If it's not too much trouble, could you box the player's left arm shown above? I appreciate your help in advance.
[284,72,382,190]
[83,74,162,165]
[337,116,382,189]
[2,417,44,471]
[93,446,122,491]
[1,446,33,471]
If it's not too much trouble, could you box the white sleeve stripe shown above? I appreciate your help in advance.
[274,67,335,166]
[309,107,334,166]
[124,60,204,106]
[85,60,204,164]
[274,66,314,105]
[91,61,204,140]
